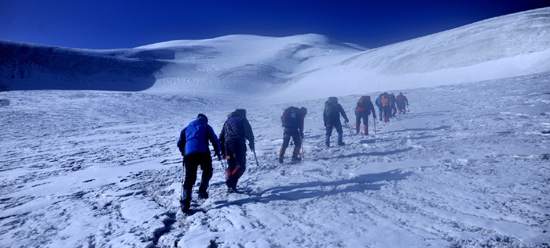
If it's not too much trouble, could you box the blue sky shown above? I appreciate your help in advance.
[1,0,548,49]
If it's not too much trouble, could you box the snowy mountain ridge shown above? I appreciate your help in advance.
[1,7,549,99]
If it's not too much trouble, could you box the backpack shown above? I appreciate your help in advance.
[357,96,370,110]
[281,107,301,129]
[381,94,390,107]
[396,95,403,104]
[325,97,338,117]
[223,116,245,141]
[375,95,382,107]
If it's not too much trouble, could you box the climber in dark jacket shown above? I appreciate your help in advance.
[355,95,376,135]
[219,109,255,193]
[323,97,349,147]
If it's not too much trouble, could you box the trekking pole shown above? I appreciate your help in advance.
[347,122,353,139]
[220,157,227,171]
[252,150,260,167]
[373,118,377,135]
[180,162,185,203]
[300,134,305,159]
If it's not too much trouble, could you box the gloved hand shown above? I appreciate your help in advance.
[181,152,185,157]
[344,121,349,127]
[249,142,255,151]
[214,151,222,161]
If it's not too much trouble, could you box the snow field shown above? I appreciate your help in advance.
[3,72,548,247]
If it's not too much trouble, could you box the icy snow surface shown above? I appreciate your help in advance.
[1,7,550,248]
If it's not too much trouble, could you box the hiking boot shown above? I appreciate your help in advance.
[278,156,284,164]
[291,156,302,162]
[337,141,345,146]
[197,191,209,199]
[180,200,190,213]
[227,186,239,194]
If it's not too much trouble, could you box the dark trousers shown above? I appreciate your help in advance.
[325,122,343,136]
[383,106,392,122]
[182,152,213,205]
[280,129,302,157]
[397,103,407,114]
[225,141,247,188]
[355,111,370,134]
[355,111,370,125]
[325,122,343,146]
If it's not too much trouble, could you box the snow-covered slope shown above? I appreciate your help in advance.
[0,72,548,247]
[2,8,549,97]
[275,7,550,100]
[0,34,362,93]
[0,41,169,91]
[136,34,364,94]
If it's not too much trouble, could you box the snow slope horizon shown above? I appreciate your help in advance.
[0,7,549,101]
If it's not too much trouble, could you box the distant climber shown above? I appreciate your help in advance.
[355,95,376,135]
[323,97,349,147]
[390,93,397,118]
[381,92,391,123]
[396,92,409,115]
[279,106,307,163]
[375,93,383,121]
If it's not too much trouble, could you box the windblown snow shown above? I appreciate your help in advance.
[1,7,549,248]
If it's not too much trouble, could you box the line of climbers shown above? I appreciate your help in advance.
[176,92,409,212]
[374,92,409,123]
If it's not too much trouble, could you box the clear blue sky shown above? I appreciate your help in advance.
[1,0,548,49]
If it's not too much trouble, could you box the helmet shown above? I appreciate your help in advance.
[300,107,308,116]
[197,113,208,123]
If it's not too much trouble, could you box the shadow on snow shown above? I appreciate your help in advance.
[212,169,413,209]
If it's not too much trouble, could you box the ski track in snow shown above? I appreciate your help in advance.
[1,73,550,247]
